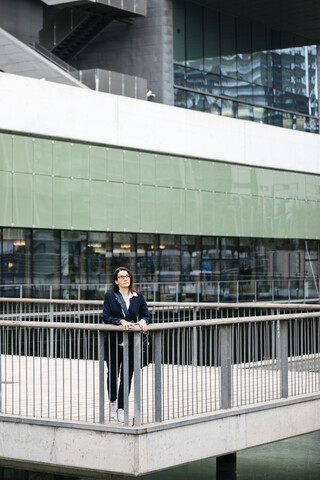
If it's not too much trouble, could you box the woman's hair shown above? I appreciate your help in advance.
[112,267,135,293]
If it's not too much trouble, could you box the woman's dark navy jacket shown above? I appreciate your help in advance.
[102,291,151,346]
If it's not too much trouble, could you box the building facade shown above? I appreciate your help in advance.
[0,0,319,300]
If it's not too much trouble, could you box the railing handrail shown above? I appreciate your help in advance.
[1,297,320,310]
[1,310,320,330]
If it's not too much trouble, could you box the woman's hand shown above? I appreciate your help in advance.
[135,319,148,332]
[119,319,133,330]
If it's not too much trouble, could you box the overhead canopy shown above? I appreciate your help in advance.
[195,0,320,43]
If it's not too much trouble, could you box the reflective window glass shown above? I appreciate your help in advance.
[186,91,205,111]
[137,234,159,283]
[181,235,201,280]
[159,235,180,282]
[87,232,112,285]
[33,230,60,286]
[2,228,32,291]
[173,0,186,66]
[236,17,252,83]
[220,13,237,79]
[203,8,220,74]
[112,233,136,273]
[185,2,203,70]
[202,236,220,279]
[204,95,221,115]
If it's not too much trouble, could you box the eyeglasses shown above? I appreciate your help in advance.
[118,274,130,280]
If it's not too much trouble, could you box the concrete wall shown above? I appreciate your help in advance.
[0,0,42,44]
[74,0,174,105]
[0,396,319,477]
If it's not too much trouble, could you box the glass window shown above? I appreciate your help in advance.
[61,231,87,286]
[204,95,221,115]
[239,238,256,280]
[202,236,220,280]
[185,2,203,70]
[221,99,236,118]
[186,91,205,111]
[221,237,239,259]
[237,103,253,121]
[203,8,220,74]
[1,229,32,295]
[174,87,187,108]
[159,235,180,282]
[87,232,112,286]
[252,23,268,87]
[137,234,159,283]
[112,233,136,273]
[282,112,293,129]
[220,13,237,79]
[204,72,221,96]
[236,17,252,83]
[181,235,201,281]
[174,64,185,87]
[33,230,60,286]
[173,0,186,66]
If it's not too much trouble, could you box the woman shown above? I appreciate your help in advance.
[102,267,151,422]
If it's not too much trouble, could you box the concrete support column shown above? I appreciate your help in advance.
[216,453,237,480]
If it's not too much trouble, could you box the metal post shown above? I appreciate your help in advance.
[98,331,105,424]
[49,304,54,358]
[123,332,129,426]
[133,330,141,426]
[154,330,162,422]
[280,320,288,398]
[193,308,198,367]
[220,324,232,409]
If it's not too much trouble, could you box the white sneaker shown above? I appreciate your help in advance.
[110,402,117,419]
[117,408,124,422]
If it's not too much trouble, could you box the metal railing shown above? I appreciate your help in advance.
[0,278,319,303]
[0,299,319,427]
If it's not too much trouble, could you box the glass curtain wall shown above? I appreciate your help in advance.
[173,0,319,133]
[0,228,319,299]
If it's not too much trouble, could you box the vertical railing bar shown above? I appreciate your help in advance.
[98,330,105,424]
[123,332,129,426]
[133,330,141,426]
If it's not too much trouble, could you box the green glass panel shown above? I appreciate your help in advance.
[34,175,53,228]
[273,198,286,237]
[90,145,107,180]
[212,192,237,236]
[294,172,306,200]
[273,171,288,198]
[106,181,124,231]
[13,173,33,227]
[0,133,13,171]
[212,162,236,194]
[53,141,72,177]
[156,187,172,232]
[296,199,307,238]
[0,171,12,224]
[71,143,90,179]
[140,185,156,232]
[305,200,320,238]
[13,135,33,173]
[52,177,72,229]
[156,155,185,188]
[171,188,185,234]
[123,183,140,232]
[305,174,320,201]
[186,190,200,234]
[199,160,215,191]
[263,168,274,198]
[71,178,90,230]
[123,150,140,184]
[200,191,215,235]
[185,158,199,190]
[108,147,123,182]
[263,196,275,238]
[33,138,53,175]
[140,152,156,186]
[90,180,108,231]
[250,196,265,237]
[238,165,260,196]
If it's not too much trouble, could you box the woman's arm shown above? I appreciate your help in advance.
[102,293,123,325]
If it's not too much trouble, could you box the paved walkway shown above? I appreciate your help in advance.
[0,354,319,426]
